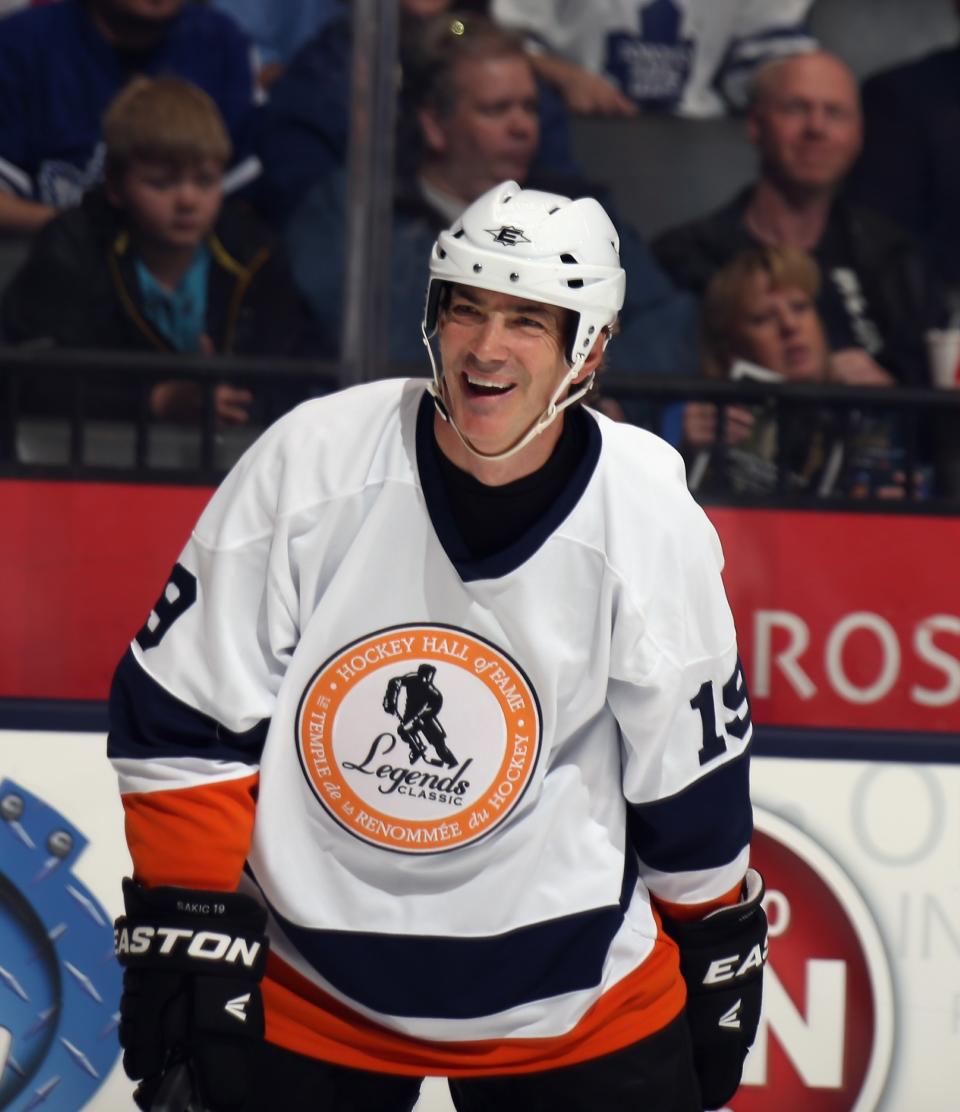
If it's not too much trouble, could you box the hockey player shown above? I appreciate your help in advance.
[109,180,767,1111]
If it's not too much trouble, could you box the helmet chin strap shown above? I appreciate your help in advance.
[421,323,596,464]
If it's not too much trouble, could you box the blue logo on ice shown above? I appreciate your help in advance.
[0,779,121,1111]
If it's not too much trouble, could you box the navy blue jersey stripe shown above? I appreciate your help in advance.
[255,850,638,1020]
[106,648,268,764]
[628,748,753,873]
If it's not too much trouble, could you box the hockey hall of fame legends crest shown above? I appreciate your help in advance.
[296,624,543,854]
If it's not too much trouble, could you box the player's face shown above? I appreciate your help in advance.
[426,56,539,198]
[749,54,862,192]
[730,272,828,382]
[435,285,595,481]
[112,159,223,252]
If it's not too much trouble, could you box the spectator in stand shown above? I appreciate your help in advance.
[684,245,930,499]
[251,0,578,229]
[653,50,948,387]
[210,0,341,91]
[490,0,817,119]
[0,0,258,235]
[284,11,698,378]
[1,77,312,424]
[847,3,960,295]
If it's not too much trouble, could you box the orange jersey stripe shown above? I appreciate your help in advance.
[122,773,259,889]
[260,931,685,1077]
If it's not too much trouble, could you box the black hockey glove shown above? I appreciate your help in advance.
[660,868,767,1109]
[114,878,269,1112]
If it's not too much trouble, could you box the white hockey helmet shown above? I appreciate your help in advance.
[423,180,626,368]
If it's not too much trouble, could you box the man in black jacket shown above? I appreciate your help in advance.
[652,50,947,387]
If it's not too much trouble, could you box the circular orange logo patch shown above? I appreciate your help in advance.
[296,624,542,853]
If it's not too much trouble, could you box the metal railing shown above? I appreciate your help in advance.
[0,347,341,484]
[600,371,960,512]
[2,349,958,511]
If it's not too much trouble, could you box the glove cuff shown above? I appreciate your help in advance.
[662,867,765,944]
[115,878,269,979]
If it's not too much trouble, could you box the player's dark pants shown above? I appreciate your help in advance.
[237,1014,702,1111]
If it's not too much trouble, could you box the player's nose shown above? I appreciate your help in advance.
[468,316,510,363]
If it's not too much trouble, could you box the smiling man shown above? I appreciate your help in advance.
[653,49,947,386]
[429,283,599,480]
[108,179,766,1112]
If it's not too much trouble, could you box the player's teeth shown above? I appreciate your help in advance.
[466,376,509,390]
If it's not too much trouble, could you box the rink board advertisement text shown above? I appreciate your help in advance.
[708,507,960,735]
[2,481,958,735]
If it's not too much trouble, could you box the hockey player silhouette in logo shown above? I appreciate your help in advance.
[382,664,458,769]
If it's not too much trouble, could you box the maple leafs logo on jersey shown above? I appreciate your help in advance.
[485,225,530,246]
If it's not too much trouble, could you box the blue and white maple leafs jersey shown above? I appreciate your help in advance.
[491,0,816,117]
[108,378,755,1075]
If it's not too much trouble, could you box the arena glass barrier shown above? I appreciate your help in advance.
[1,350,959,1111]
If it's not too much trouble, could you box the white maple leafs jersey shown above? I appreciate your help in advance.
[491,0,817,117]
[108,378,755,1069]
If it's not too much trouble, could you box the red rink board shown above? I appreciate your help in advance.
[2,481,957,733]
[1,480,211,701]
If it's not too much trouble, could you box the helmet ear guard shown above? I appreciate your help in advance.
[421,180,626,462]
[422,278,449,341]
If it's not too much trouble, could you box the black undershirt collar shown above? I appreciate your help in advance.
[415,392,601,581]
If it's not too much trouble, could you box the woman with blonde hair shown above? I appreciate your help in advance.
[699,244,831,384]
[684,244,912,496]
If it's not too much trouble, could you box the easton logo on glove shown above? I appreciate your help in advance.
[113,878,269,980]
[719,1000,743,1030]
[660,867,768,1109]
[114,925,263,968]
[702,935,768,986]
[113,879,269,1112]
[224,993,252,1022]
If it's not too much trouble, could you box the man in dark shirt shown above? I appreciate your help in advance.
[653,49,947,386]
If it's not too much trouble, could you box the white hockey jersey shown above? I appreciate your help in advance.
[108,378,755,1075]
[491,0,817,117]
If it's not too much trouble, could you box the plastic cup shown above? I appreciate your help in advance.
[925,328,960,388]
